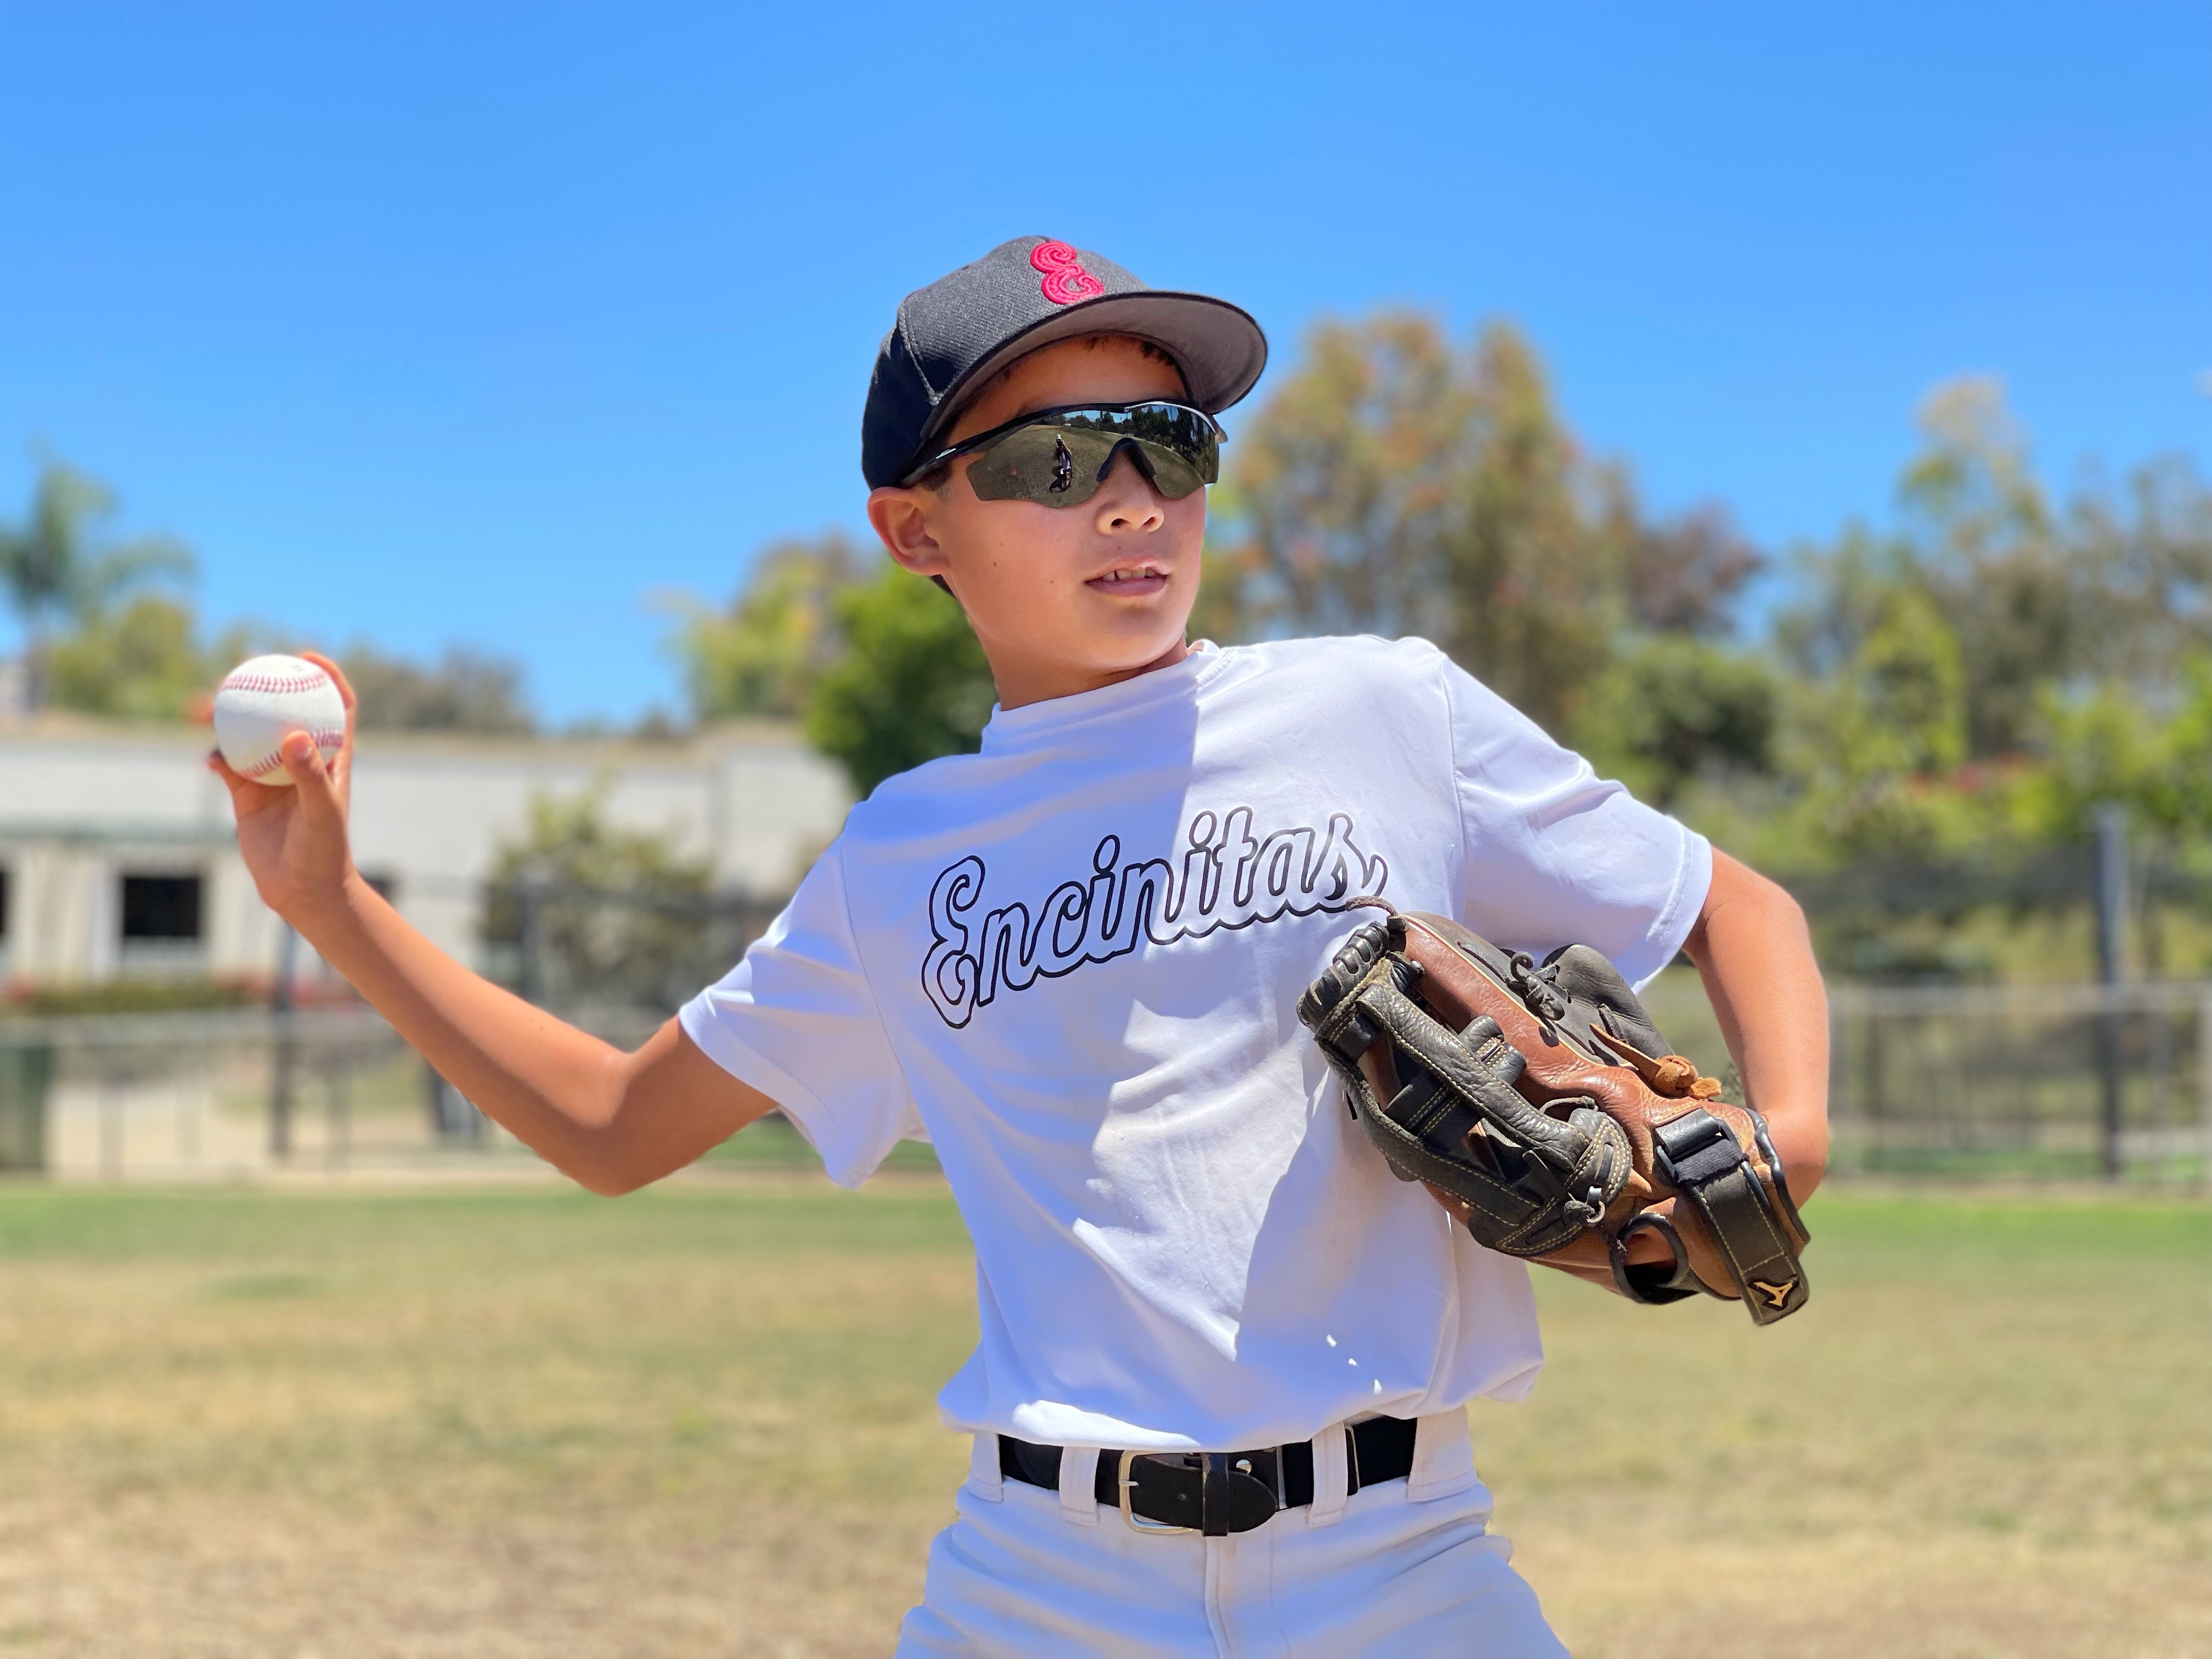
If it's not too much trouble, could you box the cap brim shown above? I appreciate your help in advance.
[911,291,1269,464]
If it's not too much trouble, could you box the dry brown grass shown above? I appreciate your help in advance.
[0,1176,2203,1657]
[1479,1192,2212,1658]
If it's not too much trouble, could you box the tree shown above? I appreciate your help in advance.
[1574,636,1777,810]
[0,458,193,709]
[1216,313,1474,644]
[343,642,534,732]
[1785,380,2212,764]
[1621,503,1764,637]
[1437,325,1624,735]
[481,785,718,1008]
[667,532,997,797]
[1211,313,1757,738]
[805,565,995,796]
[670,532,861,720]
[46,595,232,720]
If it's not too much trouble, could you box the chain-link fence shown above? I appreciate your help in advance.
[0,1005,664,1180]
[1642,973,2211,1184]
[1825,981,2212,1182]
[4,974,2208,1185]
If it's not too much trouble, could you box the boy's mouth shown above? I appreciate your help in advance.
[1085,561,1170,597]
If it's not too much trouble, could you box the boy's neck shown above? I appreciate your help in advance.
[992,637,1194,712]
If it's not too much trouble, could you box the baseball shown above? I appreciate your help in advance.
[213,654,347,786]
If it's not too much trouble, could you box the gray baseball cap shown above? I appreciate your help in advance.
[861,235,1269,489]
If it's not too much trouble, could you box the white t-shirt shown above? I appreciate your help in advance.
[681,636,1711,1452]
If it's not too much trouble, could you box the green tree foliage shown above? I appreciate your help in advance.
[805,565,995,797]
[482,786,715,1008]
[667,533,995,797]
[2006,661,2212,844]
[1779,582,1975,860]
[47,595,236,720]
[1217,313,1475,642]
[0,458,194,709]
[343,642,534,732]
[1783,380,2212,766]
[1762,380,2212,872]
[1212,313,1762,737]
[1575,636,1778,810]
[1444,326,1621,733]
[670,533,861,720]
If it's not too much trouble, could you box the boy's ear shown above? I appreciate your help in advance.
[866,485,953,581]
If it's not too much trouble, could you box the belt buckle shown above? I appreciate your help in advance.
[1117,1450,1198,1536]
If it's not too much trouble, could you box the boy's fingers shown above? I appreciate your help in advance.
[303,650,358,722]
[207,749,274,809]
[300,650,357,802]
[278,730,345,825]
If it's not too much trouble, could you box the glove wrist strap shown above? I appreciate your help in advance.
[1642,1108,1810,1324]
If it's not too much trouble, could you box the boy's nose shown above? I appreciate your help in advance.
[1092,450,1167,535]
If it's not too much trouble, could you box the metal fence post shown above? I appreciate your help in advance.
[517,879,545,1007]
[98,1069,122,1182]
[2198,991,2212,1190]
[2093,804,2130,1180]
[328,1039,351,1171]
[270,923,299,1161]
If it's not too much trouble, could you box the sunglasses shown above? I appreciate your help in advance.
[901,401,1225,507]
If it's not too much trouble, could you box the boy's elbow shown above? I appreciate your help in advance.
[573,1169,644,1198]
[556,1146,653,1198]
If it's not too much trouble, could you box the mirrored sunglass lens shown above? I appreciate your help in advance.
[1132,444,1205,499]
[1124,406,1220,484]
[966,428,1110,505]
[964,408,1219,506]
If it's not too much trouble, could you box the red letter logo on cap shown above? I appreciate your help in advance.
[1030,240,1104,306]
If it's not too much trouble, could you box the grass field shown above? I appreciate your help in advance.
[0,1175,2204,1659]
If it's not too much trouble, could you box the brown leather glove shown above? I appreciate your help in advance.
[1299,904,1811,1324]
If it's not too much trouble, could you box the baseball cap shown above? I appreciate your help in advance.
[861,235,1269,489]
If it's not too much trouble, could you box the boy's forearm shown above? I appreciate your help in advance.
[1684,851,1830,1198]
[291,873,755,1191]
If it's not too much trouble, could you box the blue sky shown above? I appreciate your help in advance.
[2,2,2205,724]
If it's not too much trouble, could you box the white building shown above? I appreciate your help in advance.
[0,712,850,990]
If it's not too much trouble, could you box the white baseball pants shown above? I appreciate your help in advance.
[895,1413,1566,1659]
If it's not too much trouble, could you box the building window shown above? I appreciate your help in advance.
[119,872,206,973]
[122,874,202,941]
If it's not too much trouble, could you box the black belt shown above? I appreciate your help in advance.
[999,1416,1418,1537]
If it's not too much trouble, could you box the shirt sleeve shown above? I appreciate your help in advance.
[1437,650,1712,989]
[678,842,923,1187]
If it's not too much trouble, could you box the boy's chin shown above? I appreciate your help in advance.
[1080,628,1193,679]
[1067,593,1189,646]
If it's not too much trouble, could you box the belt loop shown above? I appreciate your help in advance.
[969,1432,1006,1502]
[1407,1409,1481,1502]
[1304,1425,1350,1528]
[1058,1447,1101,1527]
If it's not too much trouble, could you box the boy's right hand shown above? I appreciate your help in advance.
[208,650,362,927]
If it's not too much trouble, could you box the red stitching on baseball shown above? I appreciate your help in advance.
[1030,240,1104,306]
[221,670,331,695]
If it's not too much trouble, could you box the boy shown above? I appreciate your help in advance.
[215,235,1829,1657]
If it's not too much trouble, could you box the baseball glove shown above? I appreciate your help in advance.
[1298,903,1811,1324]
